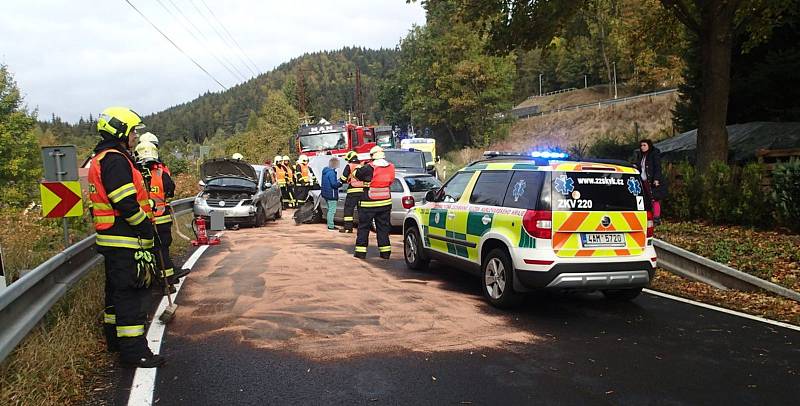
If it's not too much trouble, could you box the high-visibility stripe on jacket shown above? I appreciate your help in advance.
[342,162,364,193]
[360,161,395,208]
[89,149,154,249]
[295,163,313,184]
[149,164,171,225]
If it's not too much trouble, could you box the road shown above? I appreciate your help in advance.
[121,214,799,405]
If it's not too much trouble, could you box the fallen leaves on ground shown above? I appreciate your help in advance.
[657,221,800,292]
[651,270,800,326]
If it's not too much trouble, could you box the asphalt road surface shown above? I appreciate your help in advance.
[120,214,799,405]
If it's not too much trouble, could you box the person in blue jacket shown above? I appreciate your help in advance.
[320,157,342,230]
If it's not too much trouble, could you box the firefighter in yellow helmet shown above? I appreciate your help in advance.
[293,154,315,201]
[353,146,395,259]
[88,107,164,368]
[338,150,363,233]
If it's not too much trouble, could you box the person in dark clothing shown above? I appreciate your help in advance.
[339,151,363,233]
[353,146,395,259]
[89,106,164,368]
[635,139,666,224]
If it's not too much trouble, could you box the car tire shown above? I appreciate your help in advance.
[403,226,429,270]
[602,288,642,301]
[482,248,523,309]
[254,207,266,227]
[273,205,282,220]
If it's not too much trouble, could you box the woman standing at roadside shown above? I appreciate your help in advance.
[635,139,666,225]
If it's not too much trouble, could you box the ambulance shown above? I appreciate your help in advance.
[402,151,657,308]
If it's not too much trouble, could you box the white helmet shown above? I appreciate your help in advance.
[369,145,385,160]
[298,154,309,164]
[135,141,159,162]
[139,132,159,147]
[232,153,244,161]
[282,155,290,162]
[273,155,282,165]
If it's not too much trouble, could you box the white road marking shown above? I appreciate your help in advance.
[643,288,800,332]
[127,243,211,406]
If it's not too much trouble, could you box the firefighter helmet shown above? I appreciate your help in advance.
[232,153,244,160]
[282,155,290,162]
[298,154,309,164]
[273,155,282,165]
[97,107,144,140]
[135,141,159,162]
[344,151,358,162]
[369,146,385,160]
[139,132,159,147]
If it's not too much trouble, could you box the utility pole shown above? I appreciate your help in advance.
[584,75,588,89]
[612,62,618,99]
[354,65,363,124]
[539,73,543,96]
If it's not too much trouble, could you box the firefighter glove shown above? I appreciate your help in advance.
[134,249,155,288]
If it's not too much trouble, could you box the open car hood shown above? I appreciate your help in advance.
[200,158,258,181]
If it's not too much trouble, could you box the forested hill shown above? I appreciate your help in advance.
[146,47,397,144]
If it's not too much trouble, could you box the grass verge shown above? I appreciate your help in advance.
[0,212,195,405]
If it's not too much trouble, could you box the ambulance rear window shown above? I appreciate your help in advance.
[551,171,646,212]
[502,171,546,210]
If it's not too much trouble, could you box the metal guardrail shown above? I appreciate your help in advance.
[654,239,800,302]
[515,88,678,120]
[0,197,195,363]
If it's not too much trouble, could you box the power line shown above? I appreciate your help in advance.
[122,0,227,90]
[155,0,247,82]
[196,0,261,76]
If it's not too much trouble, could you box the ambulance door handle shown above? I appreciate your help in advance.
[447,212,455,219]
[481,215,492,225]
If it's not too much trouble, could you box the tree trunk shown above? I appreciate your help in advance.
[695,1,735,172]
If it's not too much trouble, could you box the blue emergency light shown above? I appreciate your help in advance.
[530,150,569,159]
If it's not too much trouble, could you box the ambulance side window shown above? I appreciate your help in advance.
[440,172,473,203]
[470,171,512,206]
[502,171,545,210]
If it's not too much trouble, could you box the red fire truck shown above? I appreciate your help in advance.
[295,122,376,157]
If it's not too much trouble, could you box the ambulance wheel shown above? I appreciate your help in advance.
[404,226,429,270]
[482,248,522,308]
[602,288,642,301]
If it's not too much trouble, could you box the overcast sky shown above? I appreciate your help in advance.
[0,0,426,122]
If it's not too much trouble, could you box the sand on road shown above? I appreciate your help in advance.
[173,213,537,359]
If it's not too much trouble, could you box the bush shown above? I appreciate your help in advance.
[700,161,736,223]
[586,135,638,161]
[662,162,695,220]
[163,155,190,175]
[734,163,771,227]
[772,159,800,232]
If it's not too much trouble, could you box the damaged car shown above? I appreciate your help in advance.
[194,158,282,228]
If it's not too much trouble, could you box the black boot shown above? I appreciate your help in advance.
[380,252,391,260]
[354,252,366,259]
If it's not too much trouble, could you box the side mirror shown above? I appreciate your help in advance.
[426,163,435,171]
[424,189,439,203]
[436,156,441,163]
[198,180,206,188]
[264,182,272,189]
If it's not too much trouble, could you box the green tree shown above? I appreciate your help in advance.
[0,65,40,206]
[226,91,300,163]
[660,0,798,171]
[390,1,516,147]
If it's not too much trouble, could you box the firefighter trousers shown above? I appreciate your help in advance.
[154,222,175,278]
[280,185,296,208]
[99,247,153,361]
[355,205,392,258]
[342,191,362,231]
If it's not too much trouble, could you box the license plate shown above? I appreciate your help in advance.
[581,233,625,248]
